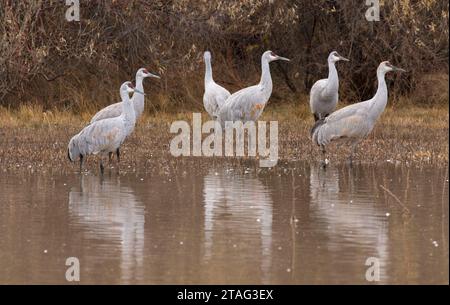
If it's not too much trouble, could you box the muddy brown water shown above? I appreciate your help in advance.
[0,162,448,284]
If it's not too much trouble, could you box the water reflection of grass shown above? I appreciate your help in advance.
[0,103,448,173]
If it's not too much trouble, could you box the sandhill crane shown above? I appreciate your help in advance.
[90,68,159,124]
[309,51,349,121]
[68,81,143,174]
[203,51,231,119]
[217,50,290,125]
[311,61,405,164]
[90,68,158,162]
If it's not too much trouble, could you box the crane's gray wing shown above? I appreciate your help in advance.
[90,102,123,124]
[68,133,81,161]
[324,100,371,124]
[309,79,327,112]
[78,119,124,155]
[315,110,372,146]
[213,84,231,111]
[204,82,231,117]
[203,91,217,117]
[220,85,267,122]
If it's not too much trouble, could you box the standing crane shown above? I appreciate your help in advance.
[309,51,349,121]
[90,68,159,124]
[89,68,159,161]
[311,61,405,165]
[203,51,231,119]
[217,50,290,125]
[68,81,143,174]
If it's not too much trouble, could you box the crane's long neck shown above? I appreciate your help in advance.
[369,69,388,120]
[135,75,144,93]
[259,57,273,100]
[205,57,213,86]
[120,90,136,125]
[325,59,339,94]
[132,75,145,118]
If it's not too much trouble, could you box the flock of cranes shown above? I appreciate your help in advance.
[68,50,405,173]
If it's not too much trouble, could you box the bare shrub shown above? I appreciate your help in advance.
[0,0,448,113]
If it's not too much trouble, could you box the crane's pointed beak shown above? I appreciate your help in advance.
[339,55,350,62]
[277,56,290,62]
[147,73,160,79]
[392,66,406,72]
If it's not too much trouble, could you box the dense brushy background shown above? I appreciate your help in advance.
[0,0,448,113]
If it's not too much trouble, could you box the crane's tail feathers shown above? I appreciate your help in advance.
[67,148,73,162]
[313,113,331,122]
[310,118,326,142]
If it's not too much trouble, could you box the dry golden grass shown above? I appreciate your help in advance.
[0,102,448,174]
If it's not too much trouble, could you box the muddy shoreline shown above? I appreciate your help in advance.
[0,105,448,174]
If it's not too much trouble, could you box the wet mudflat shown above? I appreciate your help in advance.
[0,162,448,284]
[0,105,448,175]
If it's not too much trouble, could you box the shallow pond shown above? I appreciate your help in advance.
[0,163,448,284]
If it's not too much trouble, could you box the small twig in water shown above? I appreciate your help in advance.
[379,185,411,215]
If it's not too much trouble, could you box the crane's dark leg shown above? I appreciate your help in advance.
[79,155,84,173]
[108,152,113,164]
[100,159,105,175]
[115,148,121,173]
[348,141,359,166]
[320,145,329,169]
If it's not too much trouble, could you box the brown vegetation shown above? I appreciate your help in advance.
[0,0,448,113]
